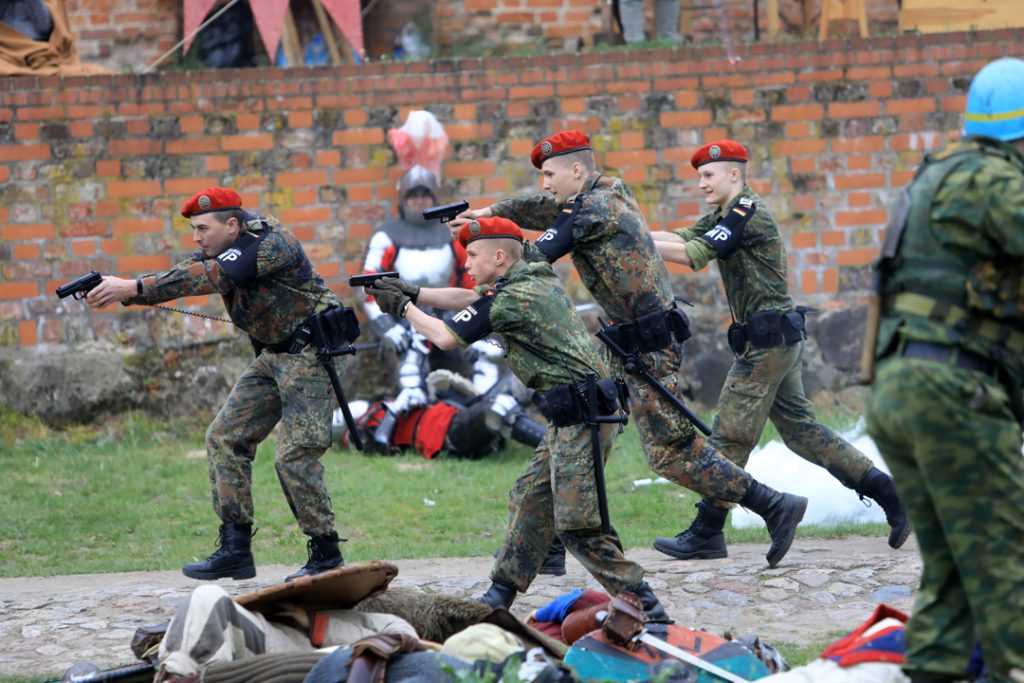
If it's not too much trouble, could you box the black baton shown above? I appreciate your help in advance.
[595,329,712,436]
[584,372,629,535]
[309,315,363,452]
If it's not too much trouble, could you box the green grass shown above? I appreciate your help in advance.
[0,404,882,577]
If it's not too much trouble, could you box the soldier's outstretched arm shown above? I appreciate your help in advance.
[85,276,138,308]
[649,230,685,243]
[416,286,479,311]
[652,239,694,268]
[404,305,460,350]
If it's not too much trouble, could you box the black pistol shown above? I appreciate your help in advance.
[422,200,469,223]
[56,271,103,300]
[348,271,400,288]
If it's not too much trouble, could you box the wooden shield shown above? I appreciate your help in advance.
[235,561,398,613]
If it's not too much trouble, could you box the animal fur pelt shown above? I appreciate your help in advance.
[357,587,491,643]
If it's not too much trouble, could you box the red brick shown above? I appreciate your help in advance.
[801,270,818,294]
[771,104,823,121]
[343,109,368,126]
[101,238,126,255]
[278,170,328,187]
[886,98,936,115]
[316,150,341,167]
[835,209,892,225]
[790,157,816,173]
[109,139,161,155]
[1,223,54,240]
[71,240,97,256]
[0,143,49,161]
[336,168,387,183]
[13,243,41,259]
[206,156,230,172]
[19,320,37,347]
[822,268,839,294]
[236,114,261,131]
[774,139,825,156]
[661,110,712,127]
[14,123,39,140]
[279,207,332,224]
[113,218,165,235]
[347,186,372,202]
[119,254,172,272]
[0,282,38,299]
[821,230,846,246]
[332,128,384,146]
[605,150,657,167]
[221,134,274,152]
[289,111,313,128]
[837,247,878,266]
[70,121,94,137]
[791,232,816,249]
[446,161,497,179]
[166,177,220,195]
[833,136,884,153]
[96,160,121,176]
[108,180,161,198]
[828,101,881,118]
[179,115,204,133]
[834,173,886,190]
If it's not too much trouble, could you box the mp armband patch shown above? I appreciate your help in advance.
[447,295,495,344]
[216,231,264,286]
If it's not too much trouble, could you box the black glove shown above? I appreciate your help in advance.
[377,276,419,304]
[696,197,756,259]
[366,282,412,318]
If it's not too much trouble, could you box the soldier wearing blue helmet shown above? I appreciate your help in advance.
[863,57,1024,682]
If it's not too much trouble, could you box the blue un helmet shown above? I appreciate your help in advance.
[964,57,1024,142]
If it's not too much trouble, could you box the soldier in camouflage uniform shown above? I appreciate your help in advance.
[863,58,1024,682]
[87,187,346,583]
[651,140,910,561]
[363,216,672,627]
[450,130,807,568]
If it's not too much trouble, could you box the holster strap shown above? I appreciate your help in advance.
[898,340,997,376]
[888,291,1024,353]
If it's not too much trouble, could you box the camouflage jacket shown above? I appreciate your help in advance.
[674,185,792,323]
[125,215,339,346]
[490,171,675,322]
[877,136,1024,369]
[444,259,608,392]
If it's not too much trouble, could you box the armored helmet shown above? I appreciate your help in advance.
[397,165,439,200]
[963,57,1024,142]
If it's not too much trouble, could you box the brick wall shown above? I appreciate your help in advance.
[63,0,901,69]
[433,0,902,54]
[1,30,1020,348]
[65,0,180,72]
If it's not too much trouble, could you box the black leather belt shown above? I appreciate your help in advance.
[900,340,996,375]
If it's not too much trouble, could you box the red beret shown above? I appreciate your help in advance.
[531,130,592,169]
[690,140,749,169]
[457,216,524,247]
[181,187,243,218]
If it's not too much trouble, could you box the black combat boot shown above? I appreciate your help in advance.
[854,467,912,549]
[476,581,517,609]
[538,538,567,576]
[182,523,256,580]
[631,581,673,634]
[652,500,729,560]
[285,531,344,582]
[739,481,808,568]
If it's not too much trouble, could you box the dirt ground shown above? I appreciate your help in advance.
[0,536,920,679]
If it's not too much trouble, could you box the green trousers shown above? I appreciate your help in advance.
[866,356,1024,681]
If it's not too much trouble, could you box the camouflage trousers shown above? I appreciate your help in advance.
[709,340,872,508]
[493,420,645,595]
[205,348,337,537]
[610,345,753,503]
[866,356,1024,681]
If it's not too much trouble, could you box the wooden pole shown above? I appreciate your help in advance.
[282,6,302,66]
[311,0,343,65]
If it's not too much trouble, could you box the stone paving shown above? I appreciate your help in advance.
[0,536,920,680]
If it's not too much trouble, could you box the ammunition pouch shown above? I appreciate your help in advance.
[256,306,361,356]
[599,305,691,355]
[728,307,810,354]
[536,377,629,428]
